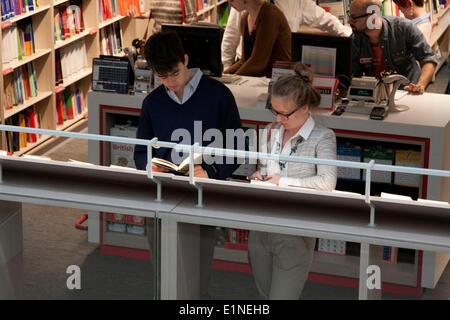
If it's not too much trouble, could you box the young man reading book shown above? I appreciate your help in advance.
[133,30,243,298]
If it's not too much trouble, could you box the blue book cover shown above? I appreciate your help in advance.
[1,0,7,22]
[337,143,363,181]
[8,0,15,19]
[29,22,35,53]
[27,0,33,11]
[75,87,82,114]
[4,0,12,21]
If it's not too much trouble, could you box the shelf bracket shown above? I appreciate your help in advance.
[368,202,376,227]
[365,160,376,227]
[153,177,163,202]
[196,184,203,208]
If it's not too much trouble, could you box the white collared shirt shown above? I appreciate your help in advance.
[258,114,338,191]
[165,68,203,104]
[264,115,315,176]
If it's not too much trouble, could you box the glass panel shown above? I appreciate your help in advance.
[152,210,160,300]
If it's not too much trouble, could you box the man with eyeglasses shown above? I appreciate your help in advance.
[349,0,437,94]
[134,30,243,299]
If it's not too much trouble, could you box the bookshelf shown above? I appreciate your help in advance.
[0,0,141,155]
[195,0,229,25]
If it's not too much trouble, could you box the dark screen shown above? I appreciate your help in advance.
[349,88,374,97]
[161,23,224,77]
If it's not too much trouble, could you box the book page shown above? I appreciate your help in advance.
[177,153,203,173]
[151,158,178,171]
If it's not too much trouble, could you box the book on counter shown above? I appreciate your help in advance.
[151,153,202,174]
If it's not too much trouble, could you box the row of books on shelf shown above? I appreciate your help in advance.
[337,143,422,187]
[54,1,85,42]
[99,0,136,23]
[196,0,213,13]
[216,228,249,251]
[216,2,229,27]
[2,61,37,112]
[105,213,146,235]
[1,18,35,64]
[56,83,86,126]
[4,105,41,153]
[99,21,123,56]
[1,0,36,23]
[381,0,448,21]
[55,39,88,84]
[317,238,400,263]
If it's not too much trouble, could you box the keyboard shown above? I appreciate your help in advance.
[345,101,377,115]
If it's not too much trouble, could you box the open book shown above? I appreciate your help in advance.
[151,153,202,173]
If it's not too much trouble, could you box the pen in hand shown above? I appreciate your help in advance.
[247,175,267,181]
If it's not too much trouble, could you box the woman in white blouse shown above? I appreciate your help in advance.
[248,62,337,299]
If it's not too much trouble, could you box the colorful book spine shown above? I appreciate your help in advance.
[362,146,394,184]
[382,246,398,264]
[337,143,362,181]
[394,150,422,188]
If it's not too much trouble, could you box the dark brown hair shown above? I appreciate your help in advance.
[144,31,186,75]
[393,0,424,8]
[271,62,321,109]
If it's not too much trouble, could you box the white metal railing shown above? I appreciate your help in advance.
[0,125,449,225]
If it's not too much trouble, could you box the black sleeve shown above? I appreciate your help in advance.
[351,34,362,77]
[133,100,154,170]
[205,86,243,180]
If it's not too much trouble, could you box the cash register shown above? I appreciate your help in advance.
[344,74,410,119]
[345,76,385,114]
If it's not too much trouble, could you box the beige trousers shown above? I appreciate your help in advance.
[248,231,316,300]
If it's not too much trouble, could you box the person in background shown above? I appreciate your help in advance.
[392,0,432,45]
[350,0,437,94]
[222,0,352,70]
[127,0,197,34]
[223,0,291,78]
[134,31,243,299]
[248,62,337,299]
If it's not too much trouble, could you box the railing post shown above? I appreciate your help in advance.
[196,184,203,208]
[147,138,162,202]
[189,143,199,186]
[189,143,204,207]
[365,160,376,227]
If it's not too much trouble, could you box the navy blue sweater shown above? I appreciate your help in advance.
[134,76,243,180]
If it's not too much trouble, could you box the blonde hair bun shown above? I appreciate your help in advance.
[294,62,314,85]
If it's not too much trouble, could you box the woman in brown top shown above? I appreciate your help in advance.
[224,0,291,78]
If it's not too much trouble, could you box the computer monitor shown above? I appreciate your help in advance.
[161,23,224,77]
[291,32,352,88]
